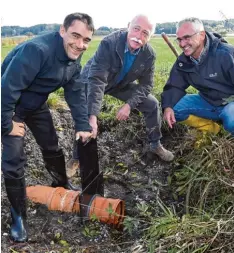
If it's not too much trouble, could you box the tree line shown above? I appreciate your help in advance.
[2,19,234,37]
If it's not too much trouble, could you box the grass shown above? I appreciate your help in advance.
[120,131,234,253]
[2,35,180,107]
[2,35,234,252]
[144,133,234,252]
[3,35,233,100]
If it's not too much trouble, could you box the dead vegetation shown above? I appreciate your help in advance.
[1,107,233,253]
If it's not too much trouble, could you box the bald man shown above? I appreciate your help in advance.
[79,14,174,161]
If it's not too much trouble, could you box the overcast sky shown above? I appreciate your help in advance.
[1,0,234,28]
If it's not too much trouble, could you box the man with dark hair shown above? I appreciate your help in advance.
[162,17,234,134]
[1,12,94,242]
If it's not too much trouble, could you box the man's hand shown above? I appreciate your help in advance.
[116,103,131,121]
[9,121,25,137]
[89,115,98,139]
[76,131,93,142]
[164,107,176,128]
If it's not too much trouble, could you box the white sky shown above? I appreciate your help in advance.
[1,0,234,28]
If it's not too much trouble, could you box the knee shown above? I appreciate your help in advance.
[2,167,24,179]
[2,154,26,178]
[173,94,197,122]
[1,136,26,172]
[221,103,234,134]
[1,151,25,179]
[144,95,159,111]
[173,105,189,122]
[136,94,160,115]
[223,120,234,134]
[223,118,234,134]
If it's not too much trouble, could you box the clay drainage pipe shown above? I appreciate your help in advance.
[26,185,125,227]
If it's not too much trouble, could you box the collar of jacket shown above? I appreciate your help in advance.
[176,31,222,71]
[55,32,81,65]
[190,34,210,64]
[115,31,153,64]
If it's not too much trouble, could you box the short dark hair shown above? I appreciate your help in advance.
[63,13,95,33]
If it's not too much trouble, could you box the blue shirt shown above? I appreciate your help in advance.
[117,44,140,83]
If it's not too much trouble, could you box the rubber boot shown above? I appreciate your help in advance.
[181,115,221,134]
[4,176,28,242]
[42,149,79,191]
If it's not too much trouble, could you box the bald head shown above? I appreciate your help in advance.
[129,14,156,36]
[127,14,155,52]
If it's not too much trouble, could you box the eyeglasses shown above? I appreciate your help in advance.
[175,32,200,44]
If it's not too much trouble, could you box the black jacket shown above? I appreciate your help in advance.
[161,32,234,109]
[81,30,156,116]
[1,32,91,136]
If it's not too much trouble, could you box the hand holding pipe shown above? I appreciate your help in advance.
[161,32,179,58]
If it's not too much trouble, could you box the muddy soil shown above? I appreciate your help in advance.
[1,108,182,253]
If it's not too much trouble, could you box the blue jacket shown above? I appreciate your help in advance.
[81,30,156,116]
[1,32,91,136]
[161,32,234,109]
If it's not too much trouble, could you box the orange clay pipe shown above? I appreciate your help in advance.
[26,185,125,227]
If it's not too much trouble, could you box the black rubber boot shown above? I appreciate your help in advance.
[42,149,79,191]
[4,177,28,243]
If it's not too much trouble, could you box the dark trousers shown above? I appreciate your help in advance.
[1,103,61,179]
[72,82,162,160]
[107,83,162,143]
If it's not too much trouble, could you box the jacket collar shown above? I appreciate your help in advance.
[190,34,210,64]
[116,31,128,62]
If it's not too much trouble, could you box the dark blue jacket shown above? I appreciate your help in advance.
[161,32,234,109]
[81,30,156,116]
[1,32,91,136]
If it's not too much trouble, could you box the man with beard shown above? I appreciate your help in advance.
[1,13,94,242]
[162,17,234,134]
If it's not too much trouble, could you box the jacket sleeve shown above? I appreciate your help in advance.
[87,40,111,116]
[127,57,155,109]
[227,50,234,86]
[1,43,43,136]
[161,62,189,110]
[64,69,92,132]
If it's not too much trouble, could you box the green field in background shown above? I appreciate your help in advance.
[2,36,234,97]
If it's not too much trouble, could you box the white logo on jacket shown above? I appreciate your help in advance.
[209,72,217,78]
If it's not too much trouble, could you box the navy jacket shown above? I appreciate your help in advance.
[161,32,234,109]
[1,32,91,136]
[81,30,156,116]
